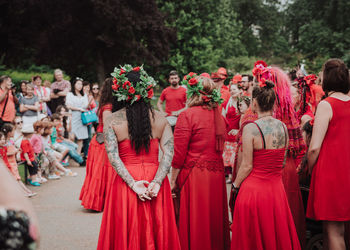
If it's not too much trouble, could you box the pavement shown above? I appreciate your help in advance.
[29,164,102,250]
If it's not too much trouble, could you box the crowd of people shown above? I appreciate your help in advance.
[1,58,350,250]
[0,69,102,197]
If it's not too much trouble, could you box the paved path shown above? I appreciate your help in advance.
[30,165,102,250]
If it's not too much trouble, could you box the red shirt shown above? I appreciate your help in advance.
[160,87,187,115]
[0,146,11,169]
[20,139,35,162]
[0,89,16,122]
[222,100,241,141]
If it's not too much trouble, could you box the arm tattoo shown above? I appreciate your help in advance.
[103,112,135,189]
[152,136,174,185]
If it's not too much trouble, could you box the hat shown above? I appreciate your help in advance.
[200,72,211,78]
[231,74,242,84]
[211,67,228,81]
[21,124,34,134]
[217,67,228,77]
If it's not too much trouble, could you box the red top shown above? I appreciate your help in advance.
[20,139,35,162]
[96,104,113,133]
[222,99,240,141]
[0,89,15,122]
[160,87,187,115]
[172,106,224,174]
[220,85,230,103]
[0,146,11,169]
[307,97,350,220]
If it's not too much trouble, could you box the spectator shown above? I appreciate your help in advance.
[82,80,95,160]
[157,70,187,130]
[91,82,100,105]
[2,124,36,197]
[33,75,50,115]
[19,84,39,126]
[0,76,17,128]
[48,69,71,115]
[20,124,40,186]
[13,116,24,149]
[30,121,47,184]
[56,105,72,139]
[65,78,88,157]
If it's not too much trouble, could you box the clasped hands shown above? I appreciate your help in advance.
[132,180,161,202]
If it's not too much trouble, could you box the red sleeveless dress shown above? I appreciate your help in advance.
[79,104,115,211]
[307,97,350,221]
[231,123,301,250]
[97,139,181,250]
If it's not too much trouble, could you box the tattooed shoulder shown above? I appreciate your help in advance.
[104,109,126,127]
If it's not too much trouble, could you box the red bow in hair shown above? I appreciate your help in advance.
[304,74,317,86]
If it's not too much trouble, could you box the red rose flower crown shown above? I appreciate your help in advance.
[110,64,156,104]
[182,72,223,104]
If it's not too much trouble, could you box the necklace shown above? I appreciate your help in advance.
[258,114,272,119]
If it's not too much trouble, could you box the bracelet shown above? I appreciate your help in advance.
[232,183,240,191]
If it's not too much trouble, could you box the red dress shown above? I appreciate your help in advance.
[231,123,301,250]
[97,139,180,250]
[173,106,230,250]
[307,97,350,221]
[79,104,115,211]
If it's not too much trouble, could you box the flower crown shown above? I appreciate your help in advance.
[181,72,223,104]
[252,60,276,88]
[110,64,156,104]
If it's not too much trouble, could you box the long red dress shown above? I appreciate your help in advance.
[307,97,350,221]
[231,123,301,250]
[79,104,115,211]
[172,106,230,250]
[97,139,181,250]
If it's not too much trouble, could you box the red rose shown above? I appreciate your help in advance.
[119,69,126,75]
[254,60,268,67]
[202,95,210,103]
[259,78,267,88]
[188,78,198,86]
[147,89,154,99]
[135,95,141,101]
[113,77,118,84]
[147,84,153,90]
[133,66,140,72]
[112,84,119,90]
[122,81,131,89]
[128,87,135,94]
[188,72,195,77]
[127,96,132,101]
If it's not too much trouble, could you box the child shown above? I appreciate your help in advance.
[31,121,60,181]
[41,122,77,177]
[51,113,85,166]
[20,124,40,186]
[0,132,12,170]
[30,121,47,184]
[2,124,36,197]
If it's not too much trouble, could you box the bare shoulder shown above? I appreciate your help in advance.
[242,122,259,137]
[104,108,127,127]
[153,110,168,125]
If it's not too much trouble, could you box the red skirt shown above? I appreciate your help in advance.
[178,167,230,250]
[79,136,115,211]
[282,156,306,247]
[97,164,180,250]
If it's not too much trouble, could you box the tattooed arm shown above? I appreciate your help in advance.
[153,123,174,185]
[103,112,135,189]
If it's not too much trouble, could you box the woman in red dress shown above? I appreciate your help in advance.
[97,65,180,250]
[170,75,230,250]
[79,78,117,211]
[222,83,241,183]
[307,59,350,250]
[231,80,301,250]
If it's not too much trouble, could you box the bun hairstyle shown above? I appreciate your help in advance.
[252,80,276,112]
[1,123,14,137]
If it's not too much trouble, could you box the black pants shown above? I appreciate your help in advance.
[26,161,38,176]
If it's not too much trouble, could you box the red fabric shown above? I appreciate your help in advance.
[20,139,35,162]
[0,89,15,122]
[160,87,186,115]
[220,85,230,103]
[307,97,350,221]
[80,103,114,211]
[222,100,240,141]
[55,124,64,143]
[97,139,180,250]
[96,104,112,133]
[79,135,115,211]
[231,147,301,250]
[214,107,227,151]
[309,84,324,113]
[172,106,230,250]
[0,146,11,169]
[30,134,43,154]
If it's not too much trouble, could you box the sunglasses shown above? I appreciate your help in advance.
[75,77,83,81]
[16,121,23,125]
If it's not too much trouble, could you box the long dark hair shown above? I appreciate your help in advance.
[71,77,84,96]
[99,78,116,114]
[111,71,154,154]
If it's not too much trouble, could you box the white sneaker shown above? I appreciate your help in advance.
[65,170,78,177]
[48,174,61,180]
[40,177,48,183]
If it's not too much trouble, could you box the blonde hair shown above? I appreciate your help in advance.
[187,76,218,110]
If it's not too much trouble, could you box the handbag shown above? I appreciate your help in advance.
[81,110,98,125]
